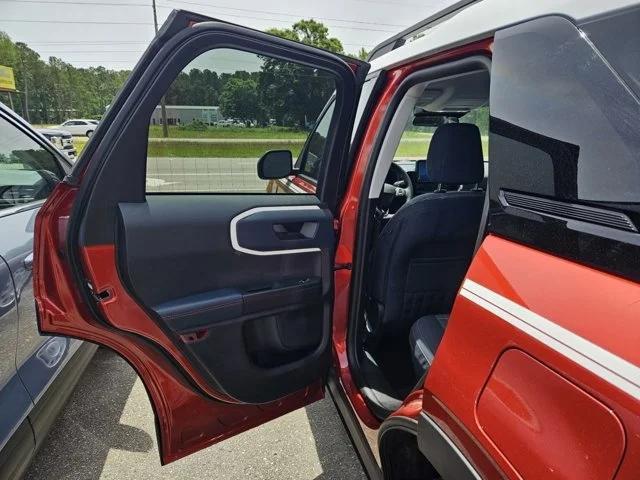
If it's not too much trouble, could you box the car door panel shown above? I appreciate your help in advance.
[111,195,335,403]
[0,207,81,403]
[35,9,368,463]
[35,187,325,463]
[0,254,34,464]
[423,235,640,479]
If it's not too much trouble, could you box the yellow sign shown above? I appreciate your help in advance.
[0,65,17,92]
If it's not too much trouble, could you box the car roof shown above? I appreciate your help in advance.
[369,0,639,71]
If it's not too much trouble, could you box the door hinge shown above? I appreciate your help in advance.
[333,262,352,271]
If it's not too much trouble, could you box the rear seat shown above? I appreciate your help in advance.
[408,314,448,376]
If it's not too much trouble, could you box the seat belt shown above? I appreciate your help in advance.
[473,184,490,254]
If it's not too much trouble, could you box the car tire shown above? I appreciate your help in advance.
[86,130,94,137]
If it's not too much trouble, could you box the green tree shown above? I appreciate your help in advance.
[260,20,340,128]
[354,48,369,60]
[0,31,131,123]
[267,19,343,53]
[219,77,264,125]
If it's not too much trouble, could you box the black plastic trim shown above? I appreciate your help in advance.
[417,411,481,480]
[156,278,322,333]
[0,419,33,480]
[326,373,382,480]
[500,190,638,233]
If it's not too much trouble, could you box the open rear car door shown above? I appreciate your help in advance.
[34,10,368,464]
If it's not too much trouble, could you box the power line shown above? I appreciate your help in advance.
[36,50,145,53]
[0,17,397,32]
[4,0,406,29]
[27,41,149,45]
[353,0,428,6]
[160,0,405,27]
[0,18,154,25]
[33,38,374,52]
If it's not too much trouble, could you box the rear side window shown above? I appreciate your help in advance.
[145,48,337,194]
[581,6,640,101]
[0,117,62,211]
[489,15,640,280]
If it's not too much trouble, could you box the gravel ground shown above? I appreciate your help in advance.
[24,348,367,480]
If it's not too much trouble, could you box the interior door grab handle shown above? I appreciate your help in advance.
[230,205,324,256]
[273,221,318,240]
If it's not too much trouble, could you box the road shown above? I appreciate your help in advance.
[24,348,367,480]
[145,157,431,193]
[146,157,268,192]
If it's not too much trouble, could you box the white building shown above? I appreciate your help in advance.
[150,105,221,126]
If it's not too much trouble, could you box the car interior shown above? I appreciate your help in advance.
[354,66,490,418]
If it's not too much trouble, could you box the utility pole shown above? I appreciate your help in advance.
[19,53,30,122]
[152,0,169,137]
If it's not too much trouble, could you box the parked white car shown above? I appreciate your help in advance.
[56,119,98,137]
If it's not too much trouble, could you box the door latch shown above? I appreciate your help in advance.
[333,262,352,271]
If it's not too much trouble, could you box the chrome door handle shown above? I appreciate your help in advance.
[24,252,34,270]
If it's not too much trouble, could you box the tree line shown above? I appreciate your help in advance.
[0,32,130,124]
[0,20,367,126]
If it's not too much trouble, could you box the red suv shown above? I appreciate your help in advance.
[34,1,640,479]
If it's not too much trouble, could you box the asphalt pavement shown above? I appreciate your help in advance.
[24,348,367,480]
[146,157,267,192]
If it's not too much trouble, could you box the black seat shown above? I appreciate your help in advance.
[366,123,485,342]
[409,314,448,376]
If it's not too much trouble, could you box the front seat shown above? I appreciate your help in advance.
[366,123,485,342]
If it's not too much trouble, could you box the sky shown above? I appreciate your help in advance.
[1,0,455,70]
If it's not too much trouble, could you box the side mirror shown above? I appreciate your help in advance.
[257,150,293,179]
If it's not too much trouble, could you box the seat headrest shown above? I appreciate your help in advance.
[426,123,484,184]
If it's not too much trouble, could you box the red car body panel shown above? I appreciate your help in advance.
[425,235,640,479]
[477,349,625,480]
[34,182,324,464]
[331,38,494,430]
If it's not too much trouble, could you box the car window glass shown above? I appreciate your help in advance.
[351,77,375,142]
[297,99,335,180]
[145,48,338,194]
[392,107,488,162]
[0,117,63,211]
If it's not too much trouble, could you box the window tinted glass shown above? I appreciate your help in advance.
[298,99,335,180]
[391,107,489,164]
[581,6,640,100]
[0,117,62,211]
[491,16,640,204]
[351,76,376,142]
[145,48,337,194]
[490,15,640,281]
